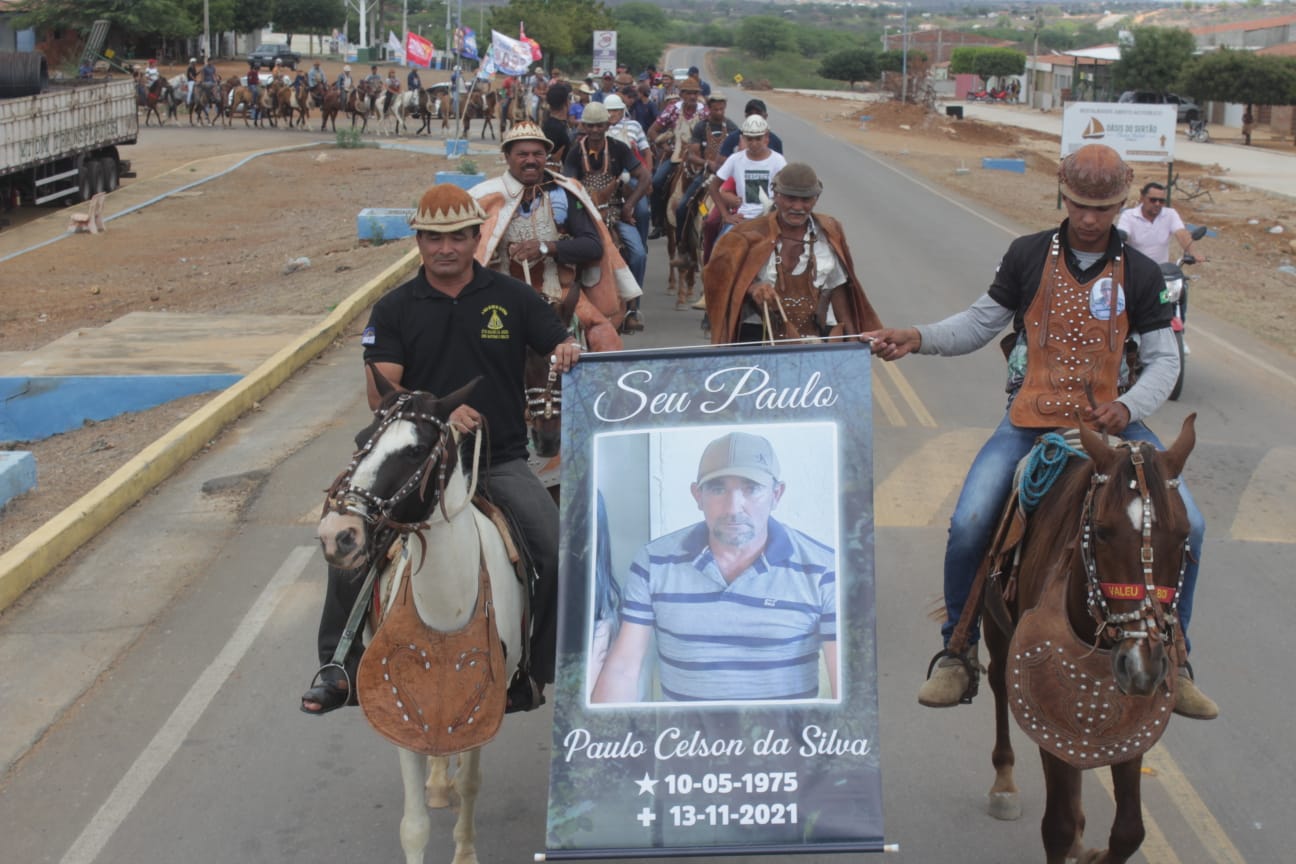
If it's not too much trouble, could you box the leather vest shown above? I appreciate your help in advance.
[1010,235,1129,428]
[771,236,822,339]
[494,192,576,303]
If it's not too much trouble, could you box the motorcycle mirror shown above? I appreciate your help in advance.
[1190,224,1208,241]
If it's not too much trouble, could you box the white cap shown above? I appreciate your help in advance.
[603,94,626,111]
[740,115,769,136]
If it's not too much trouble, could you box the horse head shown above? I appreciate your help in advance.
[317,368,479,571]
[1076,413,1196,697]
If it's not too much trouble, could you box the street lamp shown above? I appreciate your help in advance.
[901,2,909,104]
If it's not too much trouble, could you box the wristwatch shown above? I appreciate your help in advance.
[538,241,550,256]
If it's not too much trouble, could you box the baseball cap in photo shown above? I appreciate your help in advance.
[696,432,781,486]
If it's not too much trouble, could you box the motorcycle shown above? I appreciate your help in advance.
[1187,118,1210,143]
[1121,224,1208,401]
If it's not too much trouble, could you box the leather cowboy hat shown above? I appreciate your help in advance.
[409,184,487,232]
[501,121,553,153]
[1058,144,1133,207]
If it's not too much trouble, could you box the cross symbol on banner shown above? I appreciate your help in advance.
[636,807,657,827]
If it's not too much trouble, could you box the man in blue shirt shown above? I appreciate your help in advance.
[591,432,838,703]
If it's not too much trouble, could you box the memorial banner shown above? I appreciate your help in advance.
[545,343,885,859]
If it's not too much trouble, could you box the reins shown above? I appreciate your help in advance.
[1078,441,1188,650]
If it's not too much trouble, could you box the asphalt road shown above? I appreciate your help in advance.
[2,51,1294,863]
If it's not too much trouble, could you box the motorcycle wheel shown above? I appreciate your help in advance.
[1169,329,1186,401]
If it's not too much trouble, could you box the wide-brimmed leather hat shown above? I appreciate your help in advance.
[501,121,553,153]
[772,163,823,198]
[1058,144,1133,207]
[409,184,487,232]
[678,76,702,93]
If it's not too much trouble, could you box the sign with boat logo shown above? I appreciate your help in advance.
[1061,102,1177,162]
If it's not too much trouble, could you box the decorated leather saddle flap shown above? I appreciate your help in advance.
[1007,574,1174,769]
[358,550,507,756]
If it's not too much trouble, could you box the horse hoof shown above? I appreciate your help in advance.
[987,791,1021,821]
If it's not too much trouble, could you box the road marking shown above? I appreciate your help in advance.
[58,545,316,864]
[1230,447,1296,543]
[872,369,905,426]
[878,362,937,427]
[1145,744,1248,864]
[1094,768,1178,862]
[874,428,986,527]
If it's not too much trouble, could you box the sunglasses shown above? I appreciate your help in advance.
[1146,196,1166,203]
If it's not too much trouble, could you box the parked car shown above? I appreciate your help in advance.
[247,43,300,69]
[1117,90,1201,124]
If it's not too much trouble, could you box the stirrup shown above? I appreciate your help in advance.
[925,647,980,704]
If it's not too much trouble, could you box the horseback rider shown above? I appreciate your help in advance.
[703,163,881,345]
[406,66,421,94]
[646,75,705,239]
[185,57,198,105]
[307,60,324,88]
[541,82,572,165]
[246,61,261,122]
[863,144,1218,720]
[336,64,353,97]
[674,91,738,250]
[563,101,651,322]
[468,122,640,353]
[301,183,582,716]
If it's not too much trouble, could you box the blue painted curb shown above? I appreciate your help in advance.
[982,157,1026,173]
[0,375,240,443]
[0,451,36,508]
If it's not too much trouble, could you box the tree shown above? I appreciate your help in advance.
[877,48,925,74]
[614,25,664,76]
[1180,49,1296,106]
[614,2,667,32]
[1111,26,1196,93]
[950,46,1025,87]
[272,0,343,48]
[14,0,195,38]
[736,16,795,60]
[233,0,274,34]
[818,47,878,90]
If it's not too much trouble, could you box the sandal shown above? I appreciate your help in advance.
[300,668,357,715]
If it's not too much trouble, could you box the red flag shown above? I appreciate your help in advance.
[519,22,543,61]
[404,32,434,68]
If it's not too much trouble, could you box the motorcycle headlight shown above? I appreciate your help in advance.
[1160,277,1183,304]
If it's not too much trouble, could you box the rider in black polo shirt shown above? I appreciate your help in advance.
[303,183,579,717]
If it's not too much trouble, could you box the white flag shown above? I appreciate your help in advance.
[387,31,405,63]
[489,29,532,76]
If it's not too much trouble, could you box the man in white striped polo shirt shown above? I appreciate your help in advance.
[591,432,838,703]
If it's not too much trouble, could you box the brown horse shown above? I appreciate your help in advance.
[135,76,172,126]
[347,80,382,133]
[460,81,497,139]
[189,79,222,125]
[314,82,341,132]
[664,163,704,308]
[501,82,530,135]
[980,417,1197,864]
[224,84,255,127]
[414,84,452,136]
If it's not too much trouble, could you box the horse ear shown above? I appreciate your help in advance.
[1160,413,1197,479]
[1077,417,1119,473]
[369,363,397,399]
[437,376,482,419]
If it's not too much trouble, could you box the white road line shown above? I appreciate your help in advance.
[58,545,317,864]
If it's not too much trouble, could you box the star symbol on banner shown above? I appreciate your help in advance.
[634,772,659,796]
[636,806,657,827]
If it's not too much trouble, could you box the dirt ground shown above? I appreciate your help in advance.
[3,88,1296,557]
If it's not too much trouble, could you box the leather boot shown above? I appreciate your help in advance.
[917,645,977,708]
[1174,666,1219,720]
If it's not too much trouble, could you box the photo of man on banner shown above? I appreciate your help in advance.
[590,426,839,705]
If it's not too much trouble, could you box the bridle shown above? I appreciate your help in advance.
[322,393,463,541]
[525,358,561,427]
[1078,441,1188,649]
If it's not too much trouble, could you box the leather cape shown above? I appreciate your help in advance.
[702,211,882,346]
[471,170,642,352]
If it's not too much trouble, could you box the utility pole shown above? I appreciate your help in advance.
[202,0,209,60]
[901,2,909,104]
[1025,8,1043,108]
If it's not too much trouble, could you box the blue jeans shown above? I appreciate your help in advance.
[942,410,1205,654]
[652,159,676,194]
[617,217,647,290]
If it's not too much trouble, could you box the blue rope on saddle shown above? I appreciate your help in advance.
[1018,432,1089,513]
